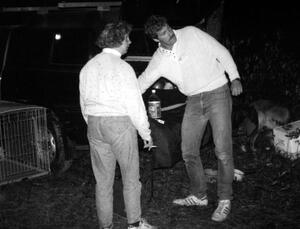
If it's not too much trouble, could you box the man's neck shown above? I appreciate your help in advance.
[160,43,174,50]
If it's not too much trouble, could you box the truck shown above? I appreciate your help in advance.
[0,1,188,179]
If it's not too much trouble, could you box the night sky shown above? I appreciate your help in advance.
[1,0,300,56]
[1,1,299,38]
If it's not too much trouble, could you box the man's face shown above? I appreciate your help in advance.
[155,24,176,48]
[120,34,131,55]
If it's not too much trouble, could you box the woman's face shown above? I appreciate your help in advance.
[120,34,131,55]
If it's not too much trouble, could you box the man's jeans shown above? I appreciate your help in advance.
[181,84,234,200]
[87,116,141,228]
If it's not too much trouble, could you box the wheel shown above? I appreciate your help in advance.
[46,111,67,174]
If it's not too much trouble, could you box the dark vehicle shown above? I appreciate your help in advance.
[0,2,188,170]
[0,100,53,185]
[0,26,72,174]
[0,3,125,173]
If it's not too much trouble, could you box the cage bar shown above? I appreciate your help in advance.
[0,107,50,185]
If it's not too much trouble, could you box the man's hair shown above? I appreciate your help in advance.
[144,15,168,39]
[96,21,132,48]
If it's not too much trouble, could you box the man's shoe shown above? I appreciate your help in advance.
[128,219,157,229]
[173,194,208,206]
[211,199,231,222]
[102,225,113,229]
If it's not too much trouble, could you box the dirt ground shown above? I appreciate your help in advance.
[1,135,300,229]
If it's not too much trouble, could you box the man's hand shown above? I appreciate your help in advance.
[231,79,243,96]
[143,138,156,151]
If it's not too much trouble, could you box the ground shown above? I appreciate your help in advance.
[1,134,300,229]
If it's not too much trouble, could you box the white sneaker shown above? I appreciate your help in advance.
[128,219,157,229]
[211,200,231,222]
[102,225,113,229]
[173,194,208,206]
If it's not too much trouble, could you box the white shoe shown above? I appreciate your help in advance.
[102,225,113,229]
[173,195,208,206]
[211,200,231,222]
[128,219,157,229]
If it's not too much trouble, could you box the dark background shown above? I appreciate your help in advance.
[1,0,300,139]
[1,2,300,228]
[1,0,299,35]
[1,0,299,56]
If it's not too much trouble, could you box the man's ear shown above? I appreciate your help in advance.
[153,38,159,43]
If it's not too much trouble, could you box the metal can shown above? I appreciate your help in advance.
[148,101,161,119]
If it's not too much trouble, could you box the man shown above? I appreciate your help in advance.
[138,15,243,222]
[79,21,157,229]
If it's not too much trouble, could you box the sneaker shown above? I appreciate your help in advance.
[173,194,208,206]
[102,225,113,229]
[211,199,231,222]
[128,219,157,229]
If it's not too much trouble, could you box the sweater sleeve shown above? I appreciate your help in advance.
[79,63,99,123]
[138,51,162,93]
[120,64,152,141]
[79,66,88,123]
[196,28,240,81]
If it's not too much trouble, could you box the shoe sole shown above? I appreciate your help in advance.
[211,213,229,222]
[211,217,227,222]
[172,200,208,206]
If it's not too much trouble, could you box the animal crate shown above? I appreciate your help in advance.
[0,103,50,185]
[273,120,300,160]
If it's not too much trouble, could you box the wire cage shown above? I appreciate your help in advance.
[0,105,50,186]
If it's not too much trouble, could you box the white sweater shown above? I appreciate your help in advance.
[138,26,240,96]
[79,48,151,141]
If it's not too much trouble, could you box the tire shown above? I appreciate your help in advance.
[46,111,67,174]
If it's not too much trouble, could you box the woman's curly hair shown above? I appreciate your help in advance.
[96,21,132,48]
[144,15,168,39]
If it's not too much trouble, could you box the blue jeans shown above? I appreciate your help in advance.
[87,116,141,228]
[181,84,234,200]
